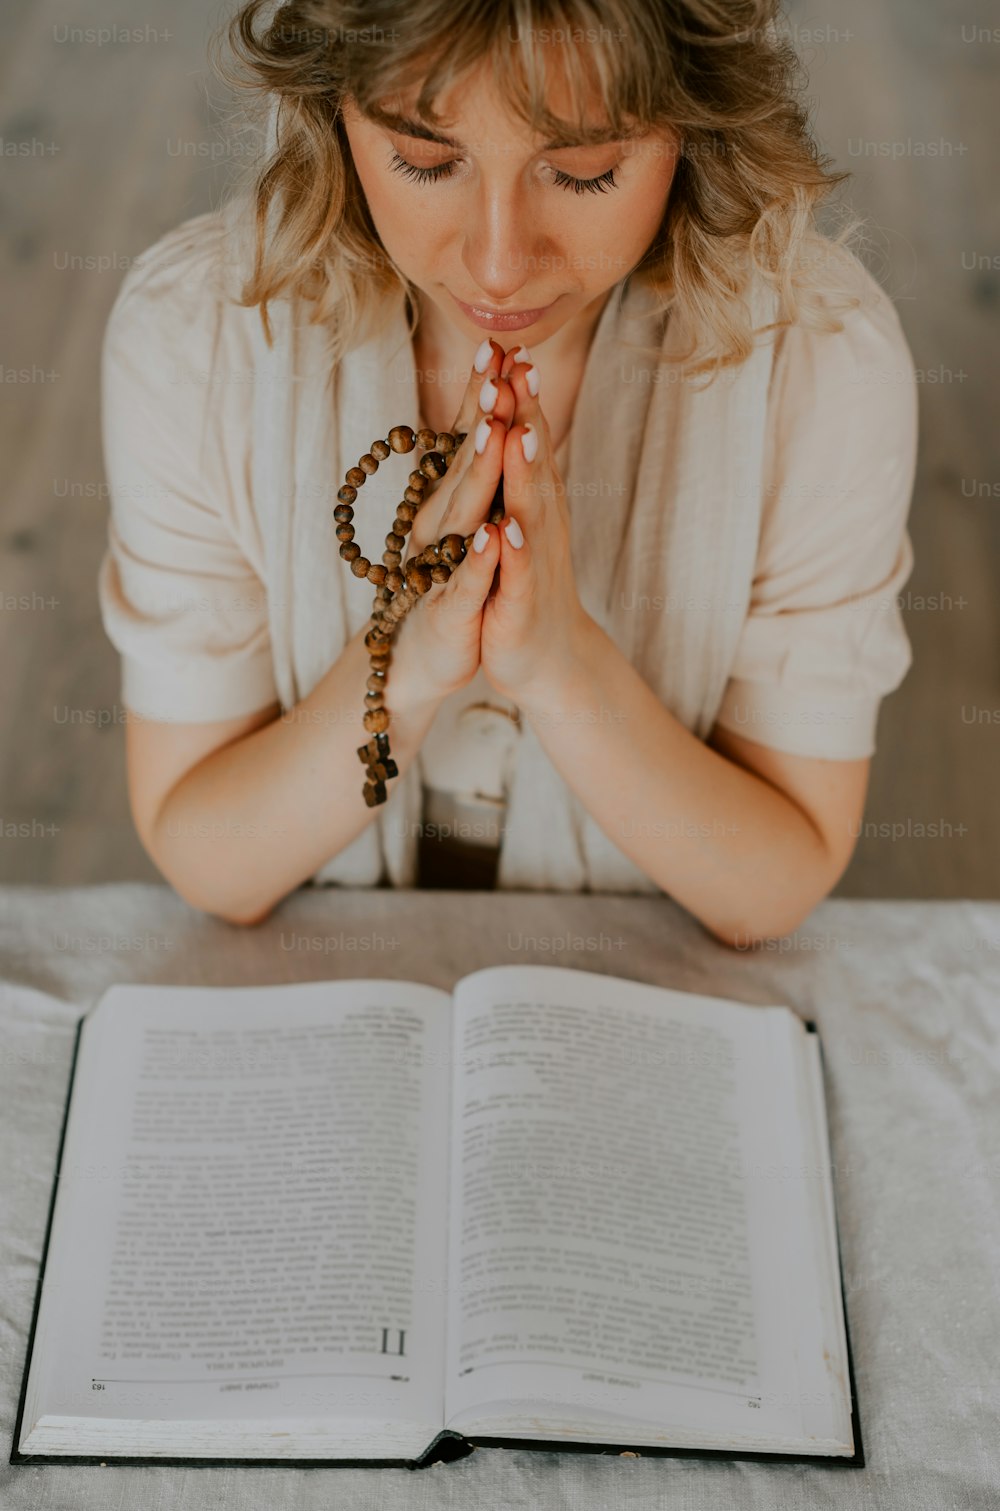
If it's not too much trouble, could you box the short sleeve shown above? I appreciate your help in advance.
[712,263,918,759]
[97,213,280,723]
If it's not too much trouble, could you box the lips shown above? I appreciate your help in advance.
[449,290,556,331]
[466,299,548,317]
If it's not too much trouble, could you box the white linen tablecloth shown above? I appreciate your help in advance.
[1,882,998,1508]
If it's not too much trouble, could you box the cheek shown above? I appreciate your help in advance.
[577,177,671,266]
[621,163,676,252]
[615,143,678,238]
[367,193,438,278]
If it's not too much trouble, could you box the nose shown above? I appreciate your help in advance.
[460,176,552,306]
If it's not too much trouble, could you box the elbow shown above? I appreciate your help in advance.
[145,844,279,929]
[712,920,803,953]
[140,824,279,928]
[709,820,856,951]
[153,874,278,928]
[211,900,278,929]
[179,884,279,929]
[693,777,860,951]
[702,877,841,953]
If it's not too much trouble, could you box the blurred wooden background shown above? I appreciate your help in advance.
[0,0,997,895]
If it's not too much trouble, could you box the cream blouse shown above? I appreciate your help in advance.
[98,211,917,866]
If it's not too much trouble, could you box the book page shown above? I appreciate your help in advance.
[443,964,845,1449]
[791,1028,856,1448]
[22,979,451,1448]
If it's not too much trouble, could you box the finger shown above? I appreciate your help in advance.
[503,346,547,441]
[402,433,467,564]
[451,338,506,438]
[495,512,532,606]
[461,340,517,436]
[469,361,516,434]
[499,343,527,382]
[501,411,548,526]
[415,416,506,604]
[405,342,509,562]
[435,412,507,541]
[431,518,502,618]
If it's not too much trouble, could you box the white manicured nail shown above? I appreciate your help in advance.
[525,365,540,397]
[473,338,492,373]
[474,417,492,454]
[513,345,531,364]
[520,424,537,463]
[504,517,524,549]
[479,374,498,412]
[472,523,490,553]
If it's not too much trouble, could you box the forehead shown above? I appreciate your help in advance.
[365,39,647,147]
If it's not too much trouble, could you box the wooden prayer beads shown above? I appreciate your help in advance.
[339,423,473,807]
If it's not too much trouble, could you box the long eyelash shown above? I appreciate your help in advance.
[551,167,619,195]
[388,150,457,184]
[387,150,619,195]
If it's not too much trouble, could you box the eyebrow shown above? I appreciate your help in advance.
[374,109,631,152]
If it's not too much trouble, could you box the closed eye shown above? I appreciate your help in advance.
[549,166,618,195]
[386,151,456,185]
[387,150,619,195]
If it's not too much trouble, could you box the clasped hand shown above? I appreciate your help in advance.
[398,338,590,714]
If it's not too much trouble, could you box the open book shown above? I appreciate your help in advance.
[11,966,862,1467]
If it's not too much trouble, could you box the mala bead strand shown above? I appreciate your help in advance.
[336,423,472,807]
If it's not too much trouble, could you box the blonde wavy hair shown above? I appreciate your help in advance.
[210,0,866,378]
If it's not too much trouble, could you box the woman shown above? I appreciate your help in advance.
[98,0,917,942]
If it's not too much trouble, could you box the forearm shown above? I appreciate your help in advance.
[149,622,442,924]
[522,617,836,946]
